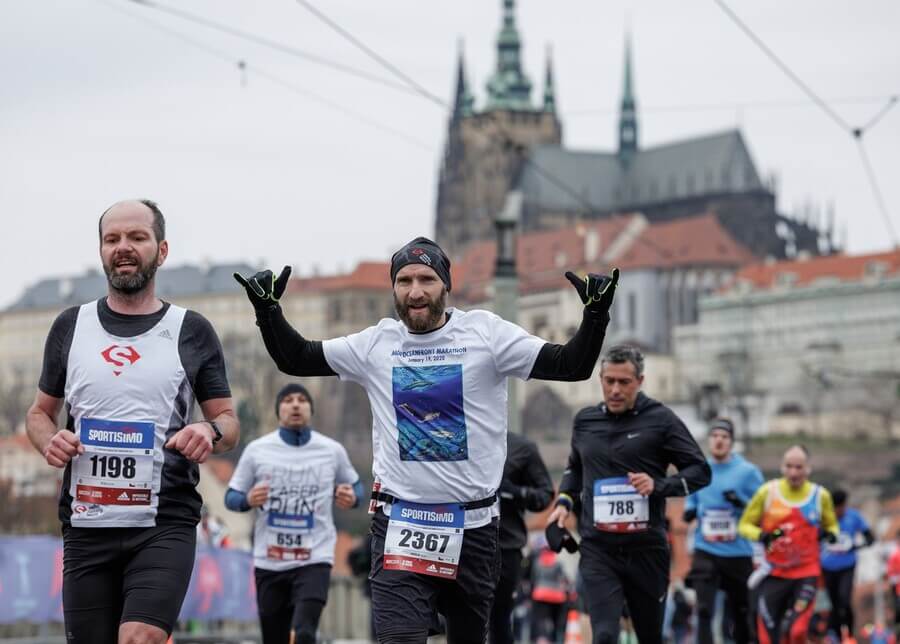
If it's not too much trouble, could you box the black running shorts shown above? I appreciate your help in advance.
[62,523,196,644]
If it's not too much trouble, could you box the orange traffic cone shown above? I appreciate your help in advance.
[564,608,583,644]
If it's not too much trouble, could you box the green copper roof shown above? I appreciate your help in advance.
[618,31,639,160]
[543,46,556,113]
[486,0,533,111]
[453,42,475,118]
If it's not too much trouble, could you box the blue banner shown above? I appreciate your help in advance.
[0,536,258,624]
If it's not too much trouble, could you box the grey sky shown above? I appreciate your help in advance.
[1,0,898,309]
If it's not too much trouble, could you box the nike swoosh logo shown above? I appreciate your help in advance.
[627,433,640,439]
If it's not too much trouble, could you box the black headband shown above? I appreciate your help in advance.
[390,236,452,292]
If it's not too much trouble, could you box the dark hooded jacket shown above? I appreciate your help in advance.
[558,392,711,548]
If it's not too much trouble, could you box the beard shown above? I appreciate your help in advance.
[394,288,447,332]
[103,250,159,295]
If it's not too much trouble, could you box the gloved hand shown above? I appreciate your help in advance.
[723,490,745,509]
[564,268,619,314]
[818,528,838,545]
[233,266,292,312]
[682,508,697,523]
[760,528,784,549]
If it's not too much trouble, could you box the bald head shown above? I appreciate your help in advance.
[99,199,165,244]
[781,444,811,488]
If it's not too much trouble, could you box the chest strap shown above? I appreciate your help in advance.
[370,491,497,510]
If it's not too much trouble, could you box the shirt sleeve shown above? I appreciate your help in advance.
[557,425,583,510]
[489,314,544,380]
[335,443,360,485]
[228,443,256,493]
[181,311,232,402]
[819,488,840,537]
[38,307,79,398]
[738,482,769,542]
[657,411,712,497]
[322,325,379,386]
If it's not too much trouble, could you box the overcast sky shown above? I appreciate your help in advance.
[2,0,898,309]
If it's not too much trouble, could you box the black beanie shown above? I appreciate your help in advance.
[710,417,734,439]
[275,383,313,417]
[390,236,452,292]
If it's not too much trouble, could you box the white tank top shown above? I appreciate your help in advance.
[65,300,190,527]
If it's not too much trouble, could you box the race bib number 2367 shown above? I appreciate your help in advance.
[384,500,464,579]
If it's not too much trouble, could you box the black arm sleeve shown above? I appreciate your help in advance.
[656,412,712,497]
[528,310,609,381]
[38,307,78,398]
[254,305,337,377]
[521,441,554,513]
[557,430,583,510]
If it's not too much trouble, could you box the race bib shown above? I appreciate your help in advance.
[72,418,155,506]
[701,507,737,542]
[593,477,649,532]
[384,500,464,579]
[265,511,314,561]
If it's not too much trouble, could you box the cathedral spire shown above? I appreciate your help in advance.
[617,31,638,162]
[452,39,474,119]
[485,0,533,111]
[542,45,556,113]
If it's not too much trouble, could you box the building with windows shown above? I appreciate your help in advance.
[673,249,900,439]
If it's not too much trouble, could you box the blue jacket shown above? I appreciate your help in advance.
[821,508,871,571]
[685,454,764,557]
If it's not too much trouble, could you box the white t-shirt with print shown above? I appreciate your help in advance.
[228,430,359,571]
[322,308,544,528]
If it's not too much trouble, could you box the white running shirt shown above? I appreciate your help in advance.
[323,308,544,528]
[229,430,359,571]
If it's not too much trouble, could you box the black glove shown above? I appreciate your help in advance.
[818,528,838,544]
[234,266,292,312]
[564,268,619,314]
[546,522,579,554]
[682,508,697,523]
[723,490,745,510]
[760,528,784,549]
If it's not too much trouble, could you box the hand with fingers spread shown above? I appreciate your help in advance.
[564,267,620,314]
[233,266,292,312]
[43,430,84,468]
[165,423,216,463]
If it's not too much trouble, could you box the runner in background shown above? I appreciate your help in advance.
[684,417,764,644]
[738,445,839,644]
[226,383,361,644]
[821,488,875,639]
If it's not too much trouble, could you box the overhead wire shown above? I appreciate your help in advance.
[125,0,419,97]
[566,95,899,117]
[293,0,677,261]
[714,0,898,249]
[103,0,433,152]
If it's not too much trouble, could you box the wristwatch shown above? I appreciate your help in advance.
[204,420,223,445]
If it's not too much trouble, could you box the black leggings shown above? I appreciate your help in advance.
[689,550,754,644]
[490,548,523,644]
[579,540,669,644]
[255,564,331,644]
[756,575,817,644]
[824,566,855,636]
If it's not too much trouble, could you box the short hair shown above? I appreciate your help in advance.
[98,199,166,243]
[600,344,644,378]
[832,489,848,506]
[785,444,810,460]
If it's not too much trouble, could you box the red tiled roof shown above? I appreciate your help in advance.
[614,212,755,270]
[731,249,900,290]
[453,217,638,301]
[288,261,391,294]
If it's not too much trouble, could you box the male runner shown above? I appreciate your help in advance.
[738,445,839,644]
[547,344,711,644]
[235,236,618,643]
[821,489,875,638]
[491,431,554,644]
[226,383,362,644]
[25,199,238,644]
[684,417,764,644]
